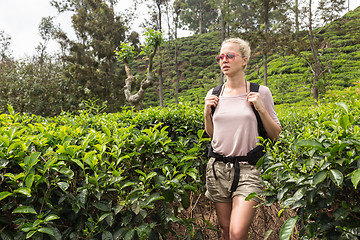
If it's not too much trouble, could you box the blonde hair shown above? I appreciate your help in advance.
[221,38,251,70]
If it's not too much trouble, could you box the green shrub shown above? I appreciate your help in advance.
[262,87,360,239]
[0,104,211,239]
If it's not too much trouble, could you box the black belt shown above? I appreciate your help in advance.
[208,145,265,192]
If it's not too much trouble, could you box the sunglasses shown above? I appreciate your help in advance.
[215,52,241,63]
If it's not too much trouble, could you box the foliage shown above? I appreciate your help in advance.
[262,85,360,239]
[0,55,79,116]
[2,82,360,238]
[51,0,127,113]
[126,7,360,109]
[0,30,12,60]
[0,103,212,239]
[179,0,218,34]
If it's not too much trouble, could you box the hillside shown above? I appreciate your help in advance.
[132,6,360,108]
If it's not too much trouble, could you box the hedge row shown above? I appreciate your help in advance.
[0,103,210,239]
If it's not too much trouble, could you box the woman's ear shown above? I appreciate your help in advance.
[242,56,248,69]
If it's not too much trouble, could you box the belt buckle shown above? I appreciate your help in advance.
[228,156,236,164]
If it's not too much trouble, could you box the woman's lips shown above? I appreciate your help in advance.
[222,66,230,71]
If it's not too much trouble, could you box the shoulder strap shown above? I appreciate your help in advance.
[250,82,268,139]
[211,84,223,115]
[250,82,259,92]
[210,82,268,139]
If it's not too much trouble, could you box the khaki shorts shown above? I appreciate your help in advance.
[205,157,263,203]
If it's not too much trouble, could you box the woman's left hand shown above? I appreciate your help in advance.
[247,92,264,113]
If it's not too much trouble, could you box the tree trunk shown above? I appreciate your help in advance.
[174,13,180,104]
[308,0,321,105]
[199,1,203,34]
[123,42,159,110]
[263,0,270,86]
[227,0,230,38]
[263,53,268,86]
[220,3,226,41]
[295,0,300,33]
[157,0,164,107]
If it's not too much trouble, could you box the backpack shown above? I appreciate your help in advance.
[210,82,268,139]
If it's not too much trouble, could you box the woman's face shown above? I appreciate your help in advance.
[218,42,248,77]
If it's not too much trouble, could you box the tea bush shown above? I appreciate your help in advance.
[0,103,210,239]
[2,84,360,239]
[262,86,360,239]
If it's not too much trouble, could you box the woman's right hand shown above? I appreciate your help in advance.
[204,95,219,116]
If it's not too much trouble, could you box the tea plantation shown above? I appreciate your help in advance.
[0,83,359,239]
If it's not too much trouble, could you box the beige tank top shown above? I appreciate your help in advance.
[207,85,281,157]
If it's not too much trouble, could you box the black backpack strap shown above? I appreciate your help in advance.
[211,84,223,115]
[250,82,260,92]
[249,82,268,139]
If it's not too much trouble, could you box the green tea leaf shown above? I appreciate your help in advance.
[339,114,350,130]
[99,213,112,222]
[351,168,360,189]
[145,193,164,206]
[25,172,35,188]
[57,182,70,191]
[279,216,299,240]
[329,169,343,186]
[28,152,41,168]
[124,229,135,240]
[102,126,111,138]
[296,140,325,150]
[102,231,113,240]
[0,191,13,201]
[313,170,327,186]
[44,214,60,222]
[7,142,26,154]
[13,206,37,214]
[38,227,55,236]
[26,231,36,239]
[0,159,9,169]
[44,158,57,172]
[146,172,157,181]
[14,187,31,197]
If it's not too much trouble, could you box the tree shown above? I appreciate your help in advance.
[171,0,183,104]
[36,17,56,64]
[180,0,218,34]
[51,0,127,111]
[301,0,346,105]
[0,54,76,116]
[115,29,164,109]
[142,0,168,107]
[154,0,167,107]
[243,0,289,86]
[0,30,12,60]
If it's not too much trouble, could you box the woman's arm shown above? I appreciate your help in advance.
[247,90,281,141]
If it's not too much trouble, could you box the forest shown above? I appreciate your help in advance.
[0,0,359,239]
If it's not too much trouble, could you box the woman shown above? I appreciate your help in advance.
[204,38,281,240]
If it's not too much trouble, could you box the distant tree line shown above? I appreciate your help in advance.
[0,0,350,115]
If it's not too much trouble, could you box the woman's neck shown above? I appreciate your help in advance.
[223,78,248,96]
[225,75,246,89]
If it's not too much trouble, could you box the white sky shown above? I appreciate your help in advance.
[0,0,359,59]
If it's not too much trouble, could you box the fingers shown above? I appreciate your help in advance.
[247,92,258,103]
[247,92,263,112]
[204,95,219,115]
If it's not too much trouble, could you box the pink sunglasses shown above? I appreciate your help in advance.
[215,52,241,63]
